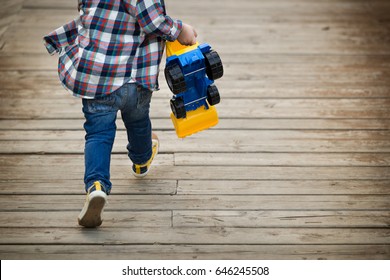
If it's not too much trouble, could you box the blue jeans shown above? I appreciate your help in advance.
[82,83,153,194]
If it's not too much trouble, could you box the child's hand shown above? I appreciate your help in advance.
[177,23,198,46]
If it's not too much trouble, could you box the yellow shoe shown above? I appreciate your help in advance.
[131,133,159,178]
[78,181,108,228]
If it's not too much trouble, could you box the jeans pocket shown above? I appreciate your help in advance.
[83,94,116,114]
[136,86,152,109]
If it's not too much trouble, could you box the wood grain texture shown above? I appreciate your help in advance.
[1,244,388,260]
[0,0,389,260]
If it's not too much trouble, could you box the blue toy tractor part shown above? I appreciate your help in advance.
[164,42,223,119]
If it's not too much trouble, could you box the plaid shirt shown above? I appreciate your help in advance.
[43,0,182,98]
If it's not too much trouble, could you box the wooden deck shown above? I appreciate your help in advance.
[0,0,389,259]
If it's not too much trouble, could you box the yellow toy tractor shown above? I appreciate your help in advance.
[165,40,223,138]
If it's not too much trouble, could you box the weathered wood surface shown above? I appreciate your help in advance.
[0,0,389,260]
[2,98,390,119]
[0,210,388,228]
[1,195,389,211]
[0,228,389,245]
[1,245,388,260]
[1,118,390,130]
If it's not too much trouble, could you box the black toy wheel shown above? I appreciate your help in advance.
[204,50,223,80]
[165,64,187,94]
[207,85,220,106]
[170,98,186,119]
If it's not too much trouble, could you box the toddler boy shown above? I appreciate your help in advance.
[44,0,197,227]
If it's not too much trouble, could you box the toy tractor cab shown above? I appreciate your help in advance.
[165,40,223,138]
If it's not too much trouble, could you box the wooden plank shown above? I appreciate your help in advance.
[174,153,390,167]
[0,153,174,176]
[0,154,173,166]
[4,152,389,169]
[1,98,389,119]
[1,130,389,153]
[0,54,58,71]
[0,0,23,49]
[3,179,385,195]
[0,154,389,180]
[3,50,390,73]
[0,211,172,228]
[0,227,389,245]
[2,210,387,229]
[177,180,390,195]
[0,0,23,28]
[9,17,388,35]
[0,30,6,50]
[10,6,378,27]
[368,0,390,22]
[23,0,76,10]
[1,72,390,99]
[173,210,390,228]
[0,71,60,91]
[0,194,388,211]
[7,29,390,55]
[2,128,390,143]
[11,6,375,30]
[2,87,390,100]
[1,118,390,131]
[3,1,386,56]
[0,163,388,196]
[7,23,390,54]
[4,26,390,55]
[0,161,389,181]
[22,0,373,14]
[0,179,177,195]
[1,244,388,260]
